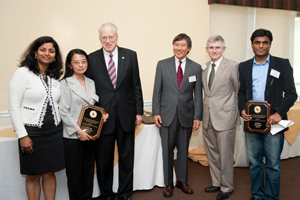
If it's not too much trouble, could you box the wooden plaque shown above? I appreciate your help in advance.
[77,104,106,141]
[245,100,271,134]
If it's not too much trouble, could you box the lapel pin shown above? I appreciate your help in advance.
[122,57,125,59]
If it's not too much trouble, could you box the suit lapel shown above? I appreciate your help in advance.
[96,48,113,88]
[179,58,192,91]
[209,58,227,92]
[66,75,90,103]
[85,77,95,101]
[265,55,276,91]
[167,56,178,90]
[116,47,125,90]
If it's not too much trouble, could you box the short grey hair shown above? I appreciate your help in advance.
[98,22,118,36]
[206,35,225,47]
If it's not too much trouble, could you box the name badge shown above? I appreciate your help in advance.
[52,79,60,88]
[189,75,196,82]
[270,69,280,79]
[202,64,207,70]
[93,94,99,102]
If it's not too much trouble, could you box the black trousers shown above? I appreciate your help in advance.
[95,116,135,199]
[63,138,96,200]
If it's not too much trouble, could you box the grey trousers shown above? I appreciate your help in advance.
[160,112,192,186]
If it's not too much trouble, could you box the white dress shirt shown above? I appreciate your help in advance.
[103,47,118,78]
[175,56,187,75]
[207,56,223,85]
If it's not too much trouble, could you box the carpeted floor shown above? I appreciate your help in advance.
[93,156,300,200]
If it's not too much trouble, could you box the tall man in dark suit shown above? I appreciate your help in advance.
[88,22,143,200]
[238,29,297,200]
[152,33,202,198]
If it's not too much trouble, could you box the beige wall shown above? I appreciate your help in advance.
[0,2,296,148]
[0,0,210,114]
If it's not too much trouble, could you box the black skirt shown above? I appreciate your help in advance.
[19,129,65,175]
[19,102,65,175]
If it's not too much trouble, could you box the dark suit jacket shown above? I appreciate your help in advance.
[238,55,297,126]
[152,56,203,128]
[88,47,143,134]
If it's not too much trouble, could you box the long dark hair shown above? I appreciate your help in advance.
[62,49,89,79]
[19,36,63,80]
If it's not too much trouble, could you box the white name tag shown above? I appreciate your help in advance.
[52,79,60,88]
[189,75,196,82]
[270,69,280,79]
[93,94,99,102]
[202,64,207,70]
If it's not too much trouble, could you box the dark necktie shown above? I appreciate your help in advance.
[177,60,183,89]
[108,54,117,89]
[208,63,216,90]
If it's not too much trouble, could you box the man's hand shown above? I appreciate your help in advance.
[20,136,34,154]
[193,120,200,131]
[102,113,109,123]
[241,110,252,121]
[154,115,162,128]
[267,113,281,127]
[135,115,143,126]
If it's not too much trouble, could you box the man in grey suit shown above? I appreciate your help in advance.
[152,33,202,198]
[202,35,240,200]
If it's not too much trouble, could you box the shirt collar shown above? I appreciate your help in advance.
[103,46,118,57]
[210,56,223,67]
[175,56,187,64]
[254,54,270,65]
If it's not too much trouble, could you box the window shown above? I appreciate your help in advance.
[294,14,300,98]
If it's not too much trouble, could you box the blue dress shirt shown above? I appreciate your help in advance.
[252,54,270,101]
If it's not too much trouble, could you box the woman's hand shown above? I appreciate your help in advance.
[76,129,92,141]
[20,136,34,154]
[102,113,109,123]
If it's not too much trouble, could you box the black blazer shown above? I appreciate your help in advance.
[238,55,297,122]
[88,47,143,134]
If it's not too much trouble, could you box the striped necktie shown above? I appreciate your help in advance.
[177,60,183,89]
[108,54,117,89]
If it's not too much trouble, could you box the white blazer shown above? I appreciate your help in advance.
[8,67,61,139]
[59,75,96,139]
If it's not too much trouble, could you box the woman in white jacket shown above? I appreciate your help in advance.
[8,36,65,200]
[59,49,108,200]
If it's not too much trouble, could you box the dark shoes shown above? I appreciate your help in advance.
[119,197,131,200]
[216,191,233,200]
[250,197,265,200]
[205,186,221,193]
[175,180,193,194]
[163,184,174,197]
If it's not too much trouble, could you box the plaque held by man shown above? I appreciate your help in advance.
[245,100,271,134]
[77,104,106,141]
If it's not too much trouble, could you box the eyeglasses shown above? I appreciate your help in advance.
[72,59,87,65]
[207,46,223,51]
[100,36,116,42]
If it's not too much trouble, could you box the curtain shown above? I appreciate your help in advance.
[208,0,300,11]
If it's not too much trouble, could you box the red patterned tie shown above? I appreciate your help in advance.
[177,60,183,89]
[108,54,116,89]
